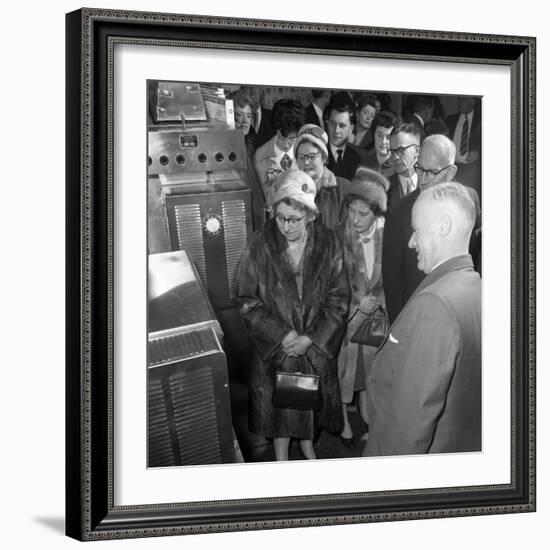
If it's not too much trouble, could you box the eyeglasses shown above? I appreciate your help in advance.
[389,143,418,157]
[296,152,321,162]
[414,162,455,177]
[275,213,306,227]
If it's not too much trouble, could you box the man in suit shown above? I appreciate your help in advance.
[382,134,458,323]
[304,89,331,130]
[254,99,305,200]
[446,96,482,205]
[363,182,481,457]
[384,122,421,216]
[325,102,366,180]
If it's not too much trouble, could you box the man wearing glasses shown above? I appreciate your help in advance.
[325,102,367,181]
[382,134,460,323]
[385,122,422,216]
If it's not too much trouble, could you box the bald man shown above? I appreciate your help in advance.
[382,134,480,323]
[364,182,481,456]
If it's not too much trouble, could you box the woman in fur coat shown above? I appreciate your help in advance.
[235,169,350,461]
[334,168,390,449]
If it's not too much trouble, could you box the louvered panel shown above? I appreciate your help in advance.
[168,367,221,465]
[148,377,175,467]
[149,328,218,367]
[160,172,207,186]
[174,204,207,289]
[222,199,247,299]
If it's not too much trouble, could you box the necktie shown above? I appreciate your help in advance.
[336,149,343,169]
[280,153,292,171]
[407,178,415,195]
[460,116,469,156]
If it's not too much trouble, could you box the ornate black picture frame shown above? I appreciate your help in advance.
[66,8,536,541]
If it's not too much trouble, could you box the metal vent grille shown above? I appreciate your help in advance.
[169,367,221,464]
[222,200,247,299]
[160,172,207,186]
[174,204,207,289]
[148,377,175,467]
[149,328,219,367]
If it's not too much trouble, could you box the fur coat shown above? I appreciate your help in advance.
[234,219,350,439]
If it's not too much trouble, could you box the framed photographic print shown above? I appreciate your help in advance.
[65,7,536,541]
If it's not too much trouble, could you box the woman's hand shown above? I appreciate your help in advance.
[283,335,313,357]
[282,330,299,347]
[358,295,380,315]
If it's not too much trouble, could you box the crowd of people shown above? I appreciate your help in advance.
[231,87,482,461]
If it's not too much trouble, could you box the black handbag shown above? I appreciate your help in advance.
[350,306,389,347]
[272,355,321,411]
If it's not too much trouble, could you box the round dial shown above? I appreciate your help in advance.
[203,213,222,236]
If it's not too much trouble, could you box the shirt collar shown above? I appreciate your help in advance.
[398,172,418,192]
[413,112,425,127]
[330,143,347,158]
[313,103,323,120]
[273,140,294,161]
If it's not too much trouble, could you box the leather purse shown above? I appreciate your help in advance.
[350,306,389,347]
[273,371,321,411]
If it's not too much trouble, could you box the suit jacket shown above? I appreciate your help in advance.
[254,136,293,199]
[364,255,481,456]
[386,173,410,217]
[382,188,423,323]
[327,143,366,180]
[304,103,324,128]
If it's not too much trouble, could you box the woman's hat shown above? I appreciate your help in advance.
[271,169,317,212]
[293,124,329,158]
[345,167,389,213]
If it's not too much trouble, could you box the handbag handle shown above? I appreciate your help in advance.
[277,346,319,375]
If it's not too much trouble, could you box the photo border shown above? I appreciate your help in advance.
[65,7,536,541]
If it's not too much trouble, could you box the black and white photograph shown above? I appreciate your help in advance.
[4,0,548,545]
[58,3,538,544]
[147,80,483,467]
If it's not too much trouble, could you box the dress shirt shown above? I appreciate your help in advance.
[398,172,418,196]
[273,141,294,167]
[330,143,347,161]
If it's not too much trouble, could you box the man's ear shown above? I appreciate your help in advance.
[439,214,452,237]
[447,164,458,181]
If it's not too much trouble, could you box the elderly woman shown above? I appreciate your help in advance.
[335,167,389,448]
[235,169,350,461]
[293,123,348,230]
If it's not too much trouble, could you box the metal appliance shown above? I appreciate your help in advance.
[147,250,237,467]
[148,126,252,310]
